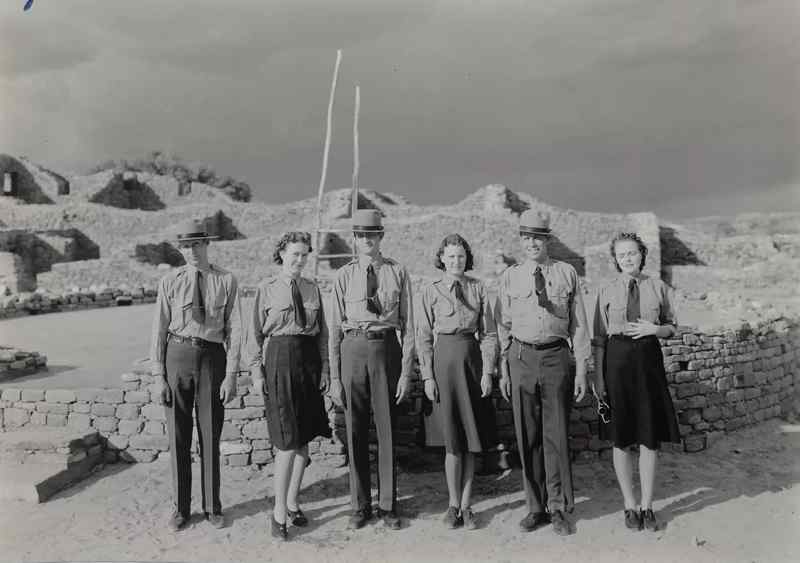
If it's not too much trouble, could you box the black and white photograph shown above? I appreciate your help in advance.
[1,1,798,561]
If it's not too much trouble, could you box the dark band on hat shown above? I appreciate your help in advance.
[519,227,551,236]
[175,231,219,240]
[352,225,384,232]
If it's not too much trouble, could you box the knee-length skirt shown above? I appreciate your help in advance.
[599,335,681,450]
[431,333,496,454]
[263,335,332,451]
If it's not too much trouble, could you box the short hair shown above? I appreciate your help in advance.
[434,233,474,272]
[610,232,648,272]
[273,231,313,264]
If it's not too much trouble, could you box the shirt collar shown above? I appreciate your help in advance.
[523,258,553,274]
[278,271,301,285]
[441,273,466,290]
[358,253,383,270]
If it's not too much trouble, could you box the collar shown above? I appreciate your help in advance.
[185,263,213,275]
[523,258,553,274]
[357,253,383,270]
[441,273,466,290]
[278,271,302,285]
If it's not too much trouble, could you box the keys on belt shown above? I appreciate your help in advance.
[168,332,215,348]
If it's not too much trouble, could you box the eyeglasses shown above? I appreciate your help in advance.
[595,394,611,424]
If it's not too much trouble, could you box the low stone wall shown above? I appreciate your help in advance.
[1,319,797,466]
[0,286,157,320]
[0,346,47,382]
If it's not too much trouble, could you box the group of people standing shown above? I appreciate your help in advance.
[149,209,680,541]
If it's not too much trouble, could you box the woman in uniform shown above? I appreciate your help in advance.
[248,231,332,541]
[416,234,497,530]
[592,232,681,532]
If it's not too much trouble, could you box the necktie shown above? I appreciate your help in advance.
[452,280,473,310]
[192,270,205,324]
[626,278,640,322]
[291,278,307,328]
[534,266,548,307]
[366,263,382,315]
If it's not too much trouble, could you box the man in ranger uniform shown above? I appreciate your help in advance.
[495,210,590,536]
[328,209,415,531]
[150,218,242,531]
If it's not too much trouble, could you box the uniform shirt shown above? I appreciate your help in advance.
[593,273,677,346]
[329,255,415,381]
[150,264,242,376]
[416,274,498,382]
[246,273,329,376]
[495,259,590,373]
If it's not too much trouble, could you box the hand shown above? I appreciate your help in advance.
[328,379,345,409]
[423,379,438,403]
[499,375,511,402]
[573,373,587,402]
[155,377,172,407]
[624,319,658,339]
[480,374,493,398]
[395,375,410,405]
[319,373,330,394]
[220,374,237,404]
[591,372,606,399]
[249,368,266,396]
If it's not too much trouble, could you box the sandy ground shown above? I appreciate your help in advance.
[0,420,797,563]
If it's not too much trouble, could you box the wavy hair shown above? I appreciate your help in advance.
[273,231,313,264]
[434,233,475,272]
[610,232,648,272]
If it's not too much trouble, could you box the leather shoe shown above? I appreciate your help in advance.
[624,509,642,531]
[550,510,572,536]
[376,507,402,530]
[640,508,658,531]
[167,510,189,532]
[205,512,226,529]
[442,506,463,529]
[519,511,550,532]
[461,507,478,531]
[270,516,288,541]
[347,507,372,530]
[287,507,308,527]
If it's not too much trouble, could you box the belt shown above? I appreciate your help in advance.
[610,334,653,342]
[345,328,392,340]
[514,337,566,351]
[168,332,217,348]
[437,329,477,337]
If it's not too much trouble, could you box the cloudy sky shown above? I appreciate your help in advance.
[1,0,798,219]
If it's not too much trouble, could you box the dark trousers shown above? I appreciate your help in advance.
[164,339,226,516]
[341,331,401,512]
[509,340,575,513]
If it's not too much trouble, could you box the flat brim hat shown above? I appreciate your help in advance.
[519,210,552,236]
[172,219,220,242]
[351,209,384,233]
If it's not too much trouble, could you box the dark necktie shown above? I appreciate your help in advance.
[452,280,473,310]
[192,270,205,324]
[291,278,307,328]
[366,263,382,315]
[534,266,548,307]
[626,278,640,322]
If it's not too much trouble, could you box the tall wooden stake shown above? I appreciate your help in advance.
[314,49,342,277]
[351,84,361,217]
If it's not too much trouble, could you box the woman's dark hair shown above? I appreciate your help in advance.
[610,232,648,272]
[273,231,313,264]
[434,233,474,272]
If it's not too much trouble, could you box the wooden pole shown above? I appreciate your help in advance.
[351,84,361,217]
[314,49,342,277]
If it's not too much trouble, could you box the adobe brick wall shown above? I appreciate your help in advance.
[1,318,797,466]
[0,286,157,320]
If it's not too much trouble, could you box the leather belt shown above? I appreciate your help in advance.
[514,337,566,351]
[345,328,392,340]
[168,332,216,348]
[437,329,477,337]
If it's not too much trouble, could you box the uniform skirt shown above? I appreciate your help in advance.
[263,335,332,451]
[600,335,680,450]
[431,333,496,454]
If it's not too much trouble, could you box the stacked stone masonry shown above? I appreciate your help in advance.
[0,286,158,319]
[1,319,797,465]
[0,346,47,382]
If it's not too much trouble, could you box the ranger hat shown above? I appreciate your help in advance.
[351,209,384,233]
[172,219,219,242]
[519,210,551,237]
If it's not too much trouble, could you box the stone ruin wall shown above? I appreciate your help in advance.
[1,318,797,466]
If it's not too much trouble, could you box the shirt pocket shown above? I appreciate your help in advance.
[265,299,293,333]
[303,295,321,329]
[608,303,629,331]
[432,294,455,318]
[172,296,195,331]
[548,287,572,320]
[378,287,400,317]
